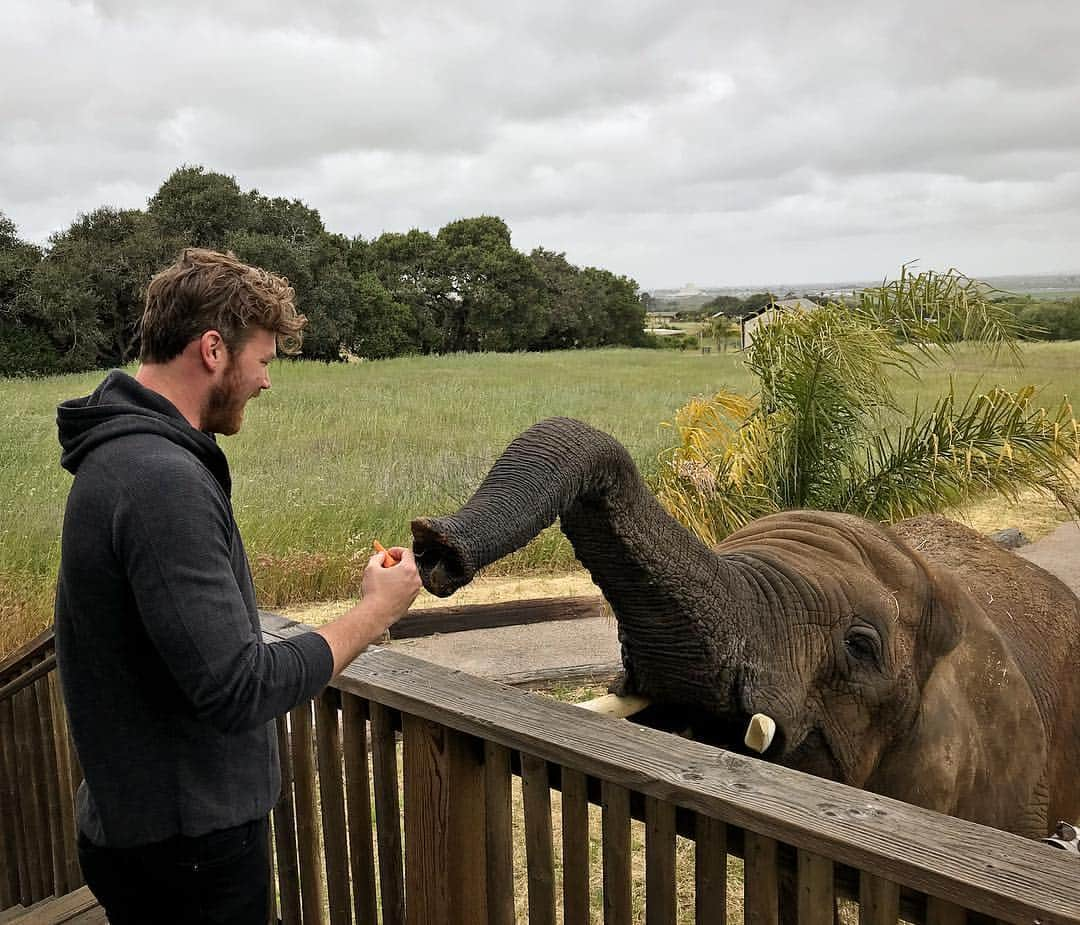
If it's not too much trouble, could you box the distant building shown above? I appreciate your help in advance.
[739,298,819,349]
[669,283,706,299]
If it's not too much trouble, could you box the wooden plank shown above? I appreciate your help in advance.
[695,814,726,925]
[859,874,899,925]
[289,702,325,924]
[15,688,46,902]
[646,796,677,925]
[483,742,516,925]
[1,695,31,907]
[3,884,98,923]
[0,696,19,909]
[744,832,778,925]
[281,642,1080,925]
[601,781,632,925]
[314,690,351,925]
[389,595,605,639]
[927,898,967,925]
[494,663,623,690]
[28,683,55,900]
[46,674,79,894]
[797,850,834,925]
[272,716,302,925]
[370,703,405,925]
[403,716,487,925]
[520,753,556,925]
[341,695,378,925]
[33,680,64,900]
[0,657,56,704]
[561,767,591,925]
[0,630,54,685]
[266,816,278,925]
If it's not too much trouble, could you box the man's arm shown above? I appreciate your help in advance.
[315,547,422,677]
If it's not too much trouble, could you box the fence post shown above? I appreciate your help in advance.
[402,715,487,925]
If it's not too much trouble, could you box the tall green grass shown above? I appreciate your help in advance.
[2,343,1078,656]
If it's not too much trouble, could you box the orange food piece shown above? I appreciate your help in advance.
[372,540,400,568]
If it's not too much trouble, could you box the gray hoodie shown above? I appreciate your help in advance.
[55,370,333,847]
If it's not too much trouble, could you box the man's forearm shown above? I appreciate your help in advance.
[314,599,391,677]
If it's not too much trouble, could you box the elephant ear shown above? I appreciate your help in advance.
[914,564,969,682]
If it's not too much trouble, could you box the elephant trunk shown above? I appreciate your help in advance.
[412,418,752,709]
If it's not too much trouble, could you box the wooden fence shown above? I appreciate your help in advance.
[3,610,1080,924]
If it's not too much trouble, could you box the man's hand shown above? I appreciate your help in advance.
[363,546,421,628]
[315,547,422,677]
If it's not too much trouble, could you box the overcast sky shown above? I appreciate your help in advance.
[4,0,1079,289]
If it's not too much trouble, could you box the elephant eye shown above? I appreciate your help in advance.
[844,625,882,666]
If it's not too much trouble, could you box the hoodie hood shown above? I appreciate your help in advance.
[57,370,231,494]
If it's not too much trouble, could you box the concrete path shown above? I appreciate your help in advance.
[385,614,620,688]
[1016,521,1080,596]
[380,521,1079,686]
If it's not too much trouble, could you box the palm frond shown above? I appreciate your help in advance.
[653,390,779,543]
[855,262,1025,359]
[655,264,1078,542]
[837,385,1080,522]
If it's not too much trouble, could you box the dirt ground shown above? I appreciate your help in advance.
[277,570,604,626]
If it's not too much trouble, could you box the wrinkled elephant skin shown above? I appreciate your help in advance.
[412,418,1080,837]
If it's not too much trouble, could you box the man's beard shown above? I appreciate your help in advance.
[202,362,247,436]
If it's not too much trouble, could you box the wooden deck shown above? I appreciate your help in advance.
[0,887,102,924]
[6,609,1080,925]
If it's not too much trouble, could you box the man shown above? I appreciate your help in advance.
[54,248,421,923]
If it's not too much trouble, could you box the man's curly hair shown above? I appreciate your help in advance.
[138,248,307,362]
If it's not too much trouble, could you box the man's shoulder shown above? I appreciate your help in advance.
[78,433,218,494]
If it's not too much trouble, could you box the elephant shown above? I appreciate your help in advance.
[411,417,1080,838]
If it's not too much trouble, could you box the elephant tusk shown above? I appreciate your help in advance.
[576,693,651,718]
[744,713,777,753]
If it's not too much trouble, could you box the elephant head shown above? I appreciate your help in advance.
[412,418,1052,833]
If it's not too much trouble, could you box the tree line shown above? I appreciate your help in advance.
[0,166,648,376]
[995,295,1080,341]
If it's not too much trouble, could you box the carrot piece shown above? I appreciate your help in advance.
[372,540,400,568]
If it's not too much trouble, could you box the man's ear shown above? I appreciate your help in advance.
[198,330,226,372]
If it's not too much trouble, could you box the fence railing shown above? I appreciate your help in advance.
[4,611,1080,924]
[0,627,82,912]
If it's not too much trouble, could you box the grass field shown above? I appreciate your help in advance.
[3,342,1079,657]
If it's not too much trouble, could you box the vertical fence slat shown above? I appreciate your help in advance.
[28,681,55,898]
[744,833,779,925]
[601,780,632,925]
[695,815,726,925]
[35,679,64,898]
[484,741,516,925]
[342,695,378,925]
[267,817,279,925]
[521,753,556,925]
[66,714,82,813]
[15,687,45,902]
[47,672,80,893]
[274,715,303,925]
[797,850,833,925]
[0,696,20,908]
[403,715,487,924]
[645,796,676,925]
[315,690,352,925]
[859,874,899,925]
[927,897,968,925]
[291,701,326,924]
[561,768,590,925]
[2,694,31,907]
[371,702,405,925]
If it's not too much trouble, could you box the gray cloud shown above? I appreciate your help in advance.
[3,0,1079,286]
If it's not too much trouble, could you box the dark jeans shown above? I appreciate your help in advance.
[77,817,269,924]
